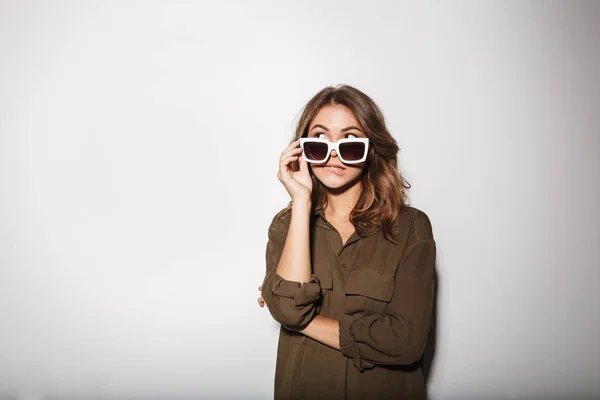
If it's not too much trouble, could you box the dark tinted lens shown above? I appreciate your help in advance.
[339,141,366,161]
[304,142,329,161]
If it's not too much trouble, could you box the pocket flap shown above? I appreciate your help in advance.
[345,269,395,302]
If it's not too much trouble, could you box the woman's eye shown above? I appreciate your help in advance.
[314,133,358,139]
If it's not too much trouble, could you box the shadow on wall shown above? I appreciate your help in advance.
[422,263,439,388]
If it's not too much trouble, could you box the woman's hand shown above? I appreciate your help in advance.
[257,285,265,307]
[278,139,312,203]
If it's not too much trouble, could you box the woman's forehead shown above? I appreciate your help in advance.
[309,105,363,131]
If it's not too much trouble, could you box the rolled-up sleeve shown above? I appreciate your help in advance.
[261,207,321,330]
[339,210,436,369]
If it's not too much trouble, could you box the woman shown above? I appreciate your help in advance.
[258,85,436,399]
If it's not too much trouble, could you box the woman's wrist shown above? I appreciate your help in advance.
[290,198,312,210]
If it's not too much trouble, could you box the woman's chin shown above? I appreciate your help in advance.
[316,173,360,190]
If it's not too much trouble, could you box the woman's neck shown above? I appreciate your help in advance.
[324,180,362,221]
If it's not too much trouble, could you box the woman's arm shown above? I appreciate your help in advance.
[261,141,322,330]
[276,200,312,283]
[339,211,436,369]
[298,315,341,350]
[260,202,321,330]
[296,237,435,365]
[297,210,436,370]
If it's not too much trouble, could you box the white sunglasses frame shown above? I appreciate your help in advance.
[299,137,370,164]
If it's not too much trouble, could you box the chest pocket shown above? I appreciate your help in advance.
[344,269,395,316]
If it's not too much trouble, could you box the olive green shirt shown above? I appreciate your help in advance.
[261,205,436,400]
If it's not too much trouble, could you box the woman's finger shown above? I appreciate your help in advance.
[280,139,300,156]
[280,155,299,169]
[298,153,308,173]
[279,147,303,164]
[279,156,302,178]
[279,139,301,157]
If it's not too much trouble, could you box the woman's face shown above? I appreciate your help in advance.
[306,104,368,190]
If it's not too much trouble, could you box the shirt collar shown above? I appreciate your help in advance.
[312,207,378,238]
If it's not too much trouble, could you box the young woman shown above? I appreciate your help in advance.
[258,85,436,399]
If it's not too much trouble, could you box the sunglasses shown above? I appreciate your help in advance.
[299,137,370,164]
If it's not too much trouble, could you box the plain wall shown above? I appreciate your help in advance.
[1,1,599,399]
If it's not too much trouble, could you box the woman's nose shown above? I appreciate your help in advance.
[331,150,338,158]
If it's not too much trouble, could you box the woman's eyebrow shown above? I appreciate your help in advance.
[310,124,329,131]
[310,124,363,132]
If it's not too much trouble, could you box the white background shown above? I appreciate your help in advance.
[1,1,599,399]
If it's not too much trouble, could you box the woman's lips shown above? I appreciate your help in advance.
[324,166,346,176]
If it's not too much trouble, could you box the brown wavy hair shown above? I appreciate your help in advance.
[288,84,411,243]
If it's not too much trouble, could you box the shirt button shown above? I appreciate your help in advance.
[341,263,347,269]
